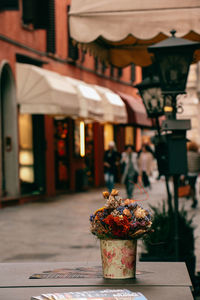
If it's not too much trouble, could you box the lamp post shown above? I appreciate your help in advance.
[134,76,173,212]
[147,30,200,260]
[134,76,164,135]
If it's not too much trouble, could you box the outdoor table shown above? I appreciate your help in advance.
[0,261,193,299]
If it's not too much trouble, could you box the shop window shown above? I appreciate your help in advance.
[104,124,114,150]
[141,129,154,145]
[125,126,134,145]
[54,118,69,189]
[19,114,46,194]
[19,114,34,186]
[0,0,19,11]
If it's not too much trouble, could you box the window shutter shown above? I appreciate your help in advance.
[22,0,34,24]
[0,0,19,10]
[46,0,56,53]
[34,0,48,29]
[130,64,135,82]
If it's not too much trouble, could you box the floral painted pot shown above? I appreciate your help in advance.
[100,239,137,279]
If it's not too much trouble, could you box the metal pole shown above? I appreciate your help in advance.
[171,93,179,261]
[173,174,179,261]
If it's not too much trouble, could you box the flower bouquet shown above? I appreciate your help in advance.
[90,189,152,279]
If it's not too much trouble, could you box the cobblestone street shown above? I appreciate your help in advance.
[0,177,200,275]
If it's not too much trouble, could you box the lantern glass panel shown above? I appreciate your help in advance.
[155,51,193,93]
[141,86,164,117]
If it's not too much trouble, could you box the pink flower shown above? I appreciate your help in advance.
[103,249,116,263]
[121,247,136,269]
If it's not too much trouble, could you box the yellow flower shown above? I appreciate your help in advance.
[134,207,147,219]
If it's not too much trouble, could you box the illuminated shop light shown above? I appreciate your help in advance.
[20,166,34,183]
[80,121,85,157]
[164,106,173,112]
[19,150,34,165]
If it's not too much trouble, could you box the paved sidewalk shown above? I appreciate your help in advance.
[0,177,200,274]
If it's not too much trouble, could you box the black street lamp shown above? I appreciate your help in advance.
[146,30,200,261]
[134,76,164,119]
[134,76,173,211]
[148,30,200,96]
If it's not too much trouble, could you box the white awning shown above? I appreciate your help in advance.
[95,85,127,123]
[69,1,200,67]
[65,77,104,121]
[16,63,127,124]
[16,63,80,116]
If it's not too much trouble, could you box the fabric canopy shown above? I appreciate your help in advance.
[118,91,153,127]
[65,77,104,121]
[69,0,200,67]
[16,63,127,124]
[16,63,80,116]
[95,85,127,123]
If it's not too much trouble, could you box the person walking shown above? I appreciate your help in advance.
[138,144,154,189]
[187,141,200,208]
[104,141,120,193]
[121,145,139,199]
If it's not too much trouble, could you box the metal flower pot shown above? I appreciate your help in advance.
[100,239,137,279]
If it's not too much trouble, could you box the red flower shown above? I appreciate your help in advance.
[103,215,130,238]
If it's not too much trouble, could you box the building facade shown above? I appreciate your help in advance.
[0,0,153,205]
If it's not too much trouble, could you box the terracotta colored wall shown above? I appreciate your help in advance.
[0,2,143,194]
[0,10,46,52]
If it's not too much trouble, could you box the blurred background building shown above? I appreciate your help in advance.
[0,0,155,205]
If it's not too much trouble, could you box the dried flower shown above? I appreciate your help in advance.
[89,190,152,240]
[103,191,109,199]
[111,189,119,196]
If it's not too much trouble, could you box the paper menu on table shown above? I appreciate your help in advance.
[31,289,147,300]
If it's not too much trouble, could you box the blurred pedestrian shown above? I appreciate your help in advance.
[104,141,120,193]
[138,144,154,189]
[121,145,139,199]
[187,141,200,208]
